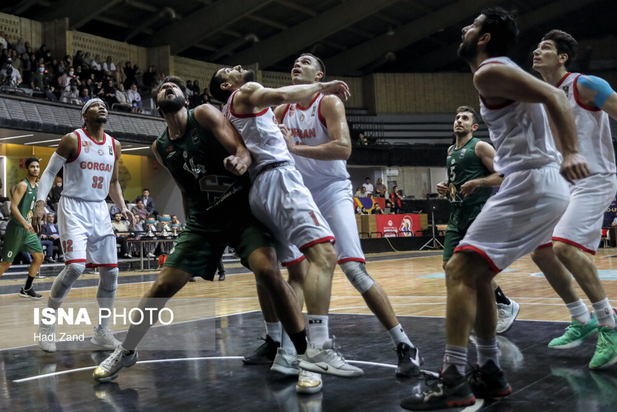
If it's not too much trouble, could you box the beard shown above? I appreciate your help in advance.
[243,70,256,83]
[457,40,478,62]
[158,95,186,114]
[95,116,108,124]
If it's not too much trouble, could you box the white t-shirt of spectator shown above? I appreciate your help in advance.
[362,182,374,195]
[103,62,116,73]
[128,88,141,103]
[0,68,22,86]
[91,60,102,71]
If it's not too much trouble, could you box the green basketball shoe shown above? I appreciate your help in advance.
[548,314,598,349]
[590,311,617,370]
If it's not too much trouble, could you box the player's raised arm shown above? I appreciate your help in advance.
[237,80,349,110]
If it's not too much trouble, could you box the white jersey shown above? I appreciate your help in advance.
[223,90,294,181]
[556,72,616,175]
[478,57,562,175]
[62,128,116,202]
[281,93,350,191]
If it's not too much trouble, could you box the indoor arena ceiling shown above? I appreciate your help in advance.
[2,0,616,76]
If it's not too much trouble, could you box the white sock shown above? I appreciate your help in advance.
[265,321,282,343]
[475,337,501,368]
[307,315,329,348]
[592,298,615,328]
[566,299,591,324]
[281,330,297,356]
[387,324,413,348]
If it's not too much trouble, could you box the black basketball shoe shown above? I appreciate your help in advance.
[400,365,476,410]
[243,335,280,365]
[396,342,423,378]
[468,360,512,399]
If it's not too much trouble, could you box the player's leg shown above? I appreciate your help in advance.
[19,232,45,299]
[0,221,22,276]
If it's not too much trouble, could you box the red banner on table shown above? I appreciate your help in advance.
[376,214,421,237]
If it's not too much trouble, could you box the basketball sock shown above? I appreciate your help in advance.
[387,324,413,348]
[567,299,591,324]
[443,345,467,376]
[475,337,500,368]
[307,315,329,348]
[592,298,615,328]
[280,330,297,355]
[24,275,34,290]
[265,321,282,343]
[494,286,510,305]
[286,329,308,355]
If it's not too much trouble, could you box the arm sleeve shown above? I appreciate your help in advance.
[578,75,615,109]
[36,152,67,202]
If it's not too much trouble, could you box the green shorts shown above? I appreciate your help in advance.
[1,220,43,263]
[163,214,275,280]
[443,219,476,262]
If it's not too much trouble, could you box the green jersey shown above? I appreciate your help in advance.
[446,137,492,228]
[155,108,251,231]
[10,179,37,225]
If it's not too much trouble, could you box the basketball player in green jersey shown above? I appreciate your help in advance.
[437,106,519,334]
[0,157,44,299]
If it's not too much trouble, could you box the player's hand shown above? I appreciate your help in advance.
[560,152,590,184]
[278,124,294,149]
[320,80,350,101]
[123,209,135,228]
[224,155,248,176]
[23,222,35,235]
[32,201,46,233]
[436,181,448,197]
[460,180,478,197]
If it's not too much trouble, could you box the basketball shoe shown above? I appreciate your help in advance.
[19,287,42,300]
[549,313,598,349]
[496,298,520,334]
[243,335,280,364]
[271,348,299,376]
[299,337,363,378]
[296,368,323,394]
[400,365,476,410]
[468,360,512,399]
[589,310,617,369]
[37,320,57,352]
[93,346,138,382]
[91,325,121,350]
[395,343,423,377]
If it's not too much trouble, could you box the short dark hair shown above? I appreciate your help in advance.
[209,70,231,103]
[299,53,326,81]
[480,7,519,57]
[456,106,480,125]
[542,30,578,68]
[365,177,370,180]
[142,188,149,192]
[25,157,39,168]
[153,76,186,106]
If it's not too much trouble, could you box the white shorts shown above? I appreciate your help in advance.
[455,166,569,272]
[249,166,334,264]
[553,173,617,254]
[279,180,365,266]
[58,196,117,267]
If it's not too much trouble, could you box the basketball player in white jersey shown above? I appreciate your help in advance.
[33,98,135,353]
[530,30,617,369]
[402,8,589,410]
[209,68,362,392]
[243,53,422,385]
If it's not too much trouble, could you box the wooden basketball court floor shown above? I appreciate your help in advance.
[2,248,617,411]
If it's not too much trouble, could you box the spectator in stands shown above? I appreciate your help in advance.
[357,133,368,146]
[82,51,92,72]
[354,187,362,197]
[11,50,22,73]
[20,52,31,84]
[14,38,26,55]
[83,77,94,95]
[49,177,63,205]
[111,213,132,259]
[63,54,72,69]
[142,65,157,89]
[36,44,48,61]
[131,199,147,221]
[359,187,367,197]
[375,178,387,197]
[0,32,8,49]
[73,50,84,70]
[192,80,201,95]
[40,213,63,262]
[102,79,117,106]
[356,206,368,215]
[185,80,194,98]
[74,65,84,81]
[135,188,156,215]
[57,60,67,76]
[123,61,135,89]
[115,83,130,108]
[91,54,103,78]
[30,62,47,91]
[60,79,80,105]
[362,177,374,196]
[130,214,144,232]
[0,58,22,86]
[390,185,403,214]
[128,84,141,107]
[0,179,8,203]
[79,87,90,103]
[372,204,384,215]
[103,55,117,79]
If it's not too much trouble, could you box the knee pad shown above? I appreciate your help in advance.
[340,261,374,294]
[61,263,86,286]
[99,267,119,292]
